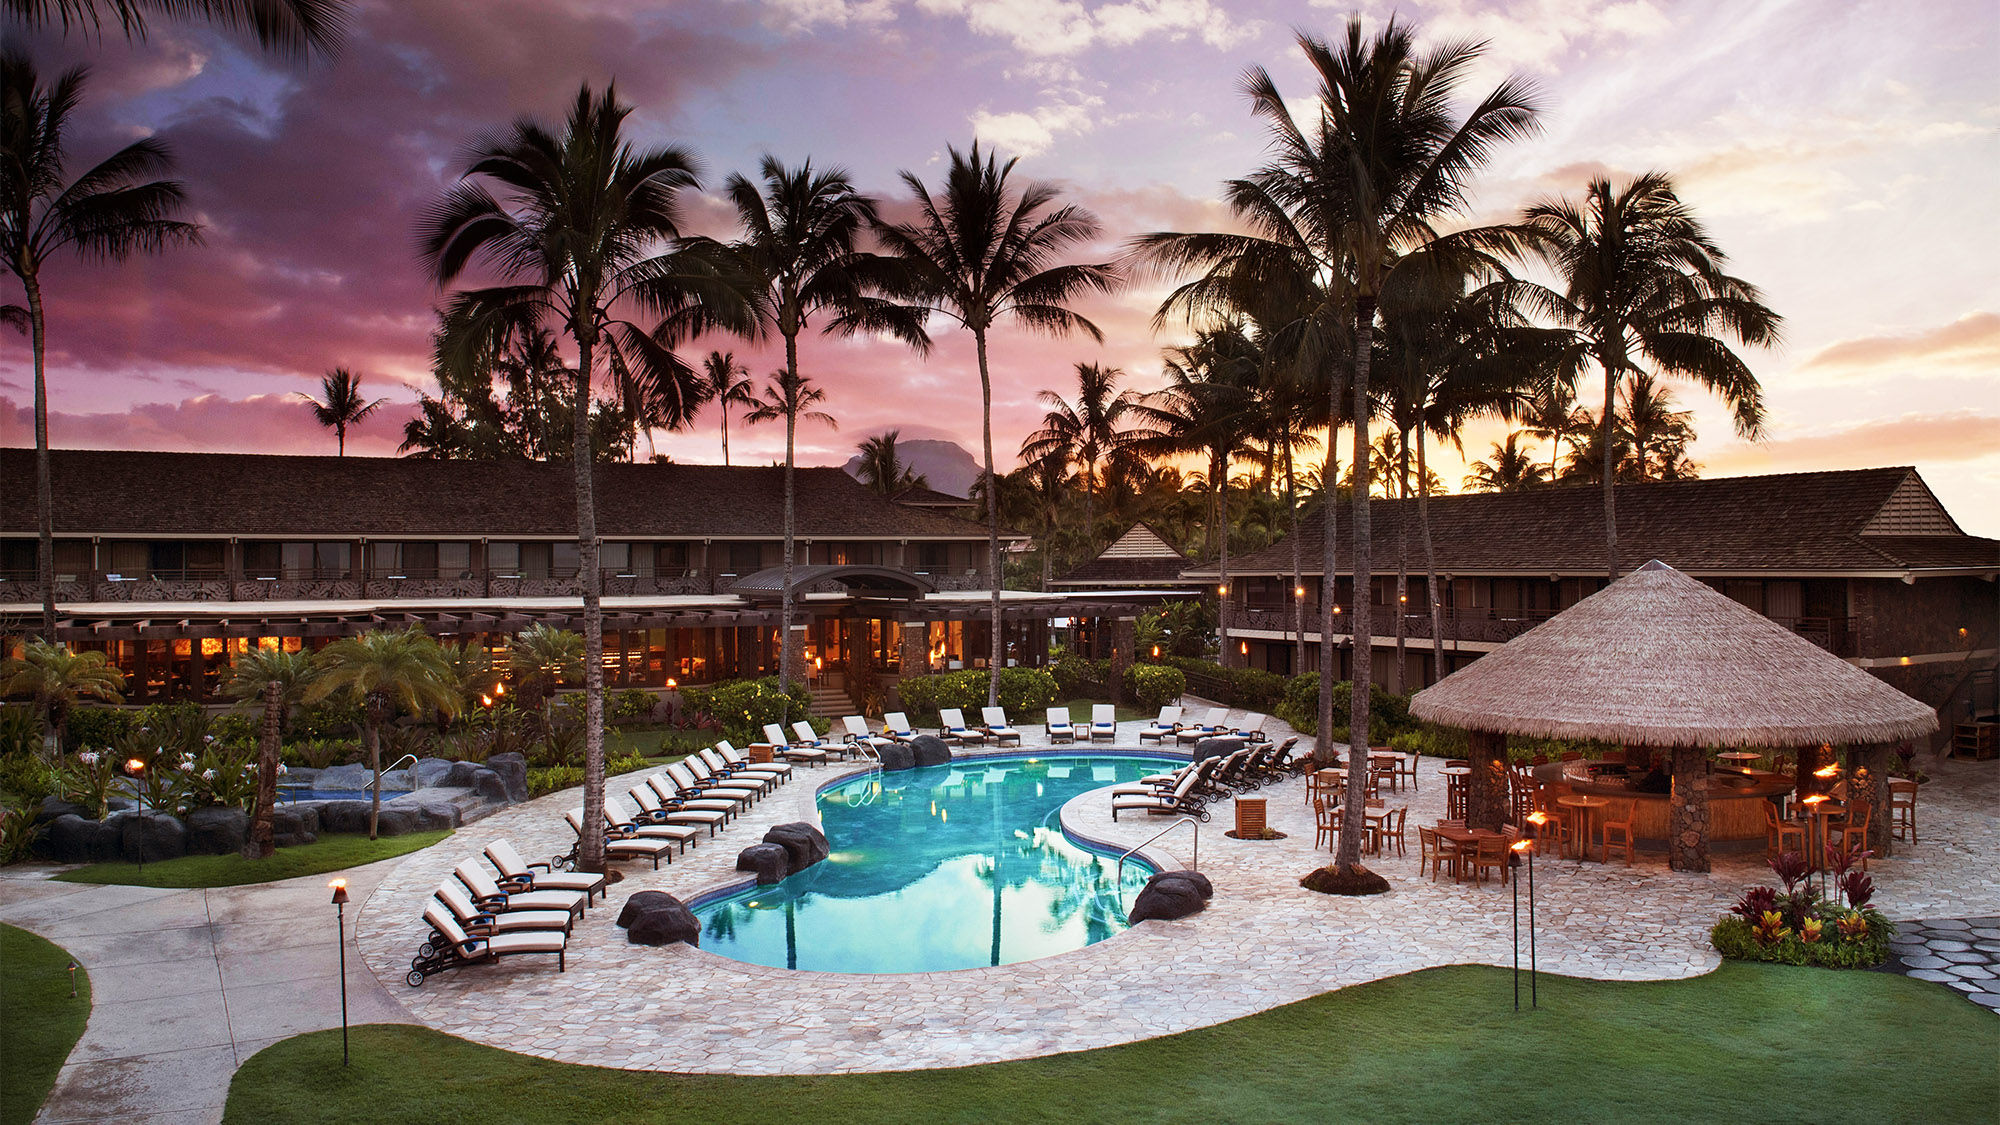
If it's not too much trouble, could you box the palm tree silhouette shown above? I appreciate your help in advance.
[1464,434,1549,492]
[298,368,386,455]
[1019,362,1143,546]
[700,351,757,467]
[854,430,927,496]
[305,627,457,839]
[6,0,346,62]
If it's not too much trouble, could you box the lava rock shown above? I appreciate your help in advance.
[469,768,510,802]
[405,798,464,831]
[40,796,91,822]
[185,806,249,855]
[908,734,953,767]
[1127,873,1209,924]
[736,842,791,885]
[315,800,419,836]
[38,814,123,864]
[874,741,916,771]
[315,763,373,790]
[413,758,456,788]
[1145,869,1212,900]
[271,807,316,848]
[617,890,700,947]
[442,761,480,788]
[119,812,188,864]
[485,752,529,802]
[1191,737,1245,763]
[375,768,417,792]
[283,767,321,788]
[762,822,830,871]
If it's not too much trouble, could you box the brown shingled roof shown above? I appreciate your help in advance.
[1203,467,1998,577]
[0,449,1006,540]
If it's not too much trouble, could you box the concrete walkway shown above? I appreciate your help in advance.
[0,860,413,1125]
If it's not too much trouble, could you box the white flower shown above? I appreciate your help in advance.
[77,751,99,766]
[204,734,215,743]
[202,769,217,781]
[276,764,289,775]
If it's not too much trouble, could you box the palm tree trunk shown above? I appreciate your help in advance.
[245,681,280,860]
[573,327,607,873]
[720,403,731,467]
[1339,295,1377,870]
[1215,452,1232,668]
[365,716,382,841]
[1393,431,1409,695]
[1286,437,1304,675]
[779,332,799,694]
[336,422,346,457]
[1315,441,1339,764]
[975,329,1002,707]
[1418,429,1445,687]
[1601,358,1620,582]
[27,274,56,642]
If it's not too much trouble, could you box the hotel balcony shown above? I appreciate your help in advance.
[1234,604,1860,657]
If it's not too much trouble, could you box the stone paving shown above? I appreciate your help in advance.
[356,717,2000,1074]
[1885,916,2000,1012]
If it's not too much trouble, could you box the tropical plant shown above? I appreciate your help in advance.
[0,639,125,753]
[2,50,201,640]
[57,747,116,819]
[422,83,749,870]
[5,0,346,61]
[304,627,458,839]
[1618,370,1699,481]
[296,367,386,456]
[1519,374,1589,482]
[1464,433,1549,492]
[221,646,315,857]
[853,429,927,496]
[1019,362,1144,542]
[743,363,839,666]
[874,141,1120,706]
[1513,170,1779,578]
[699,350,756,467]
[506,623,583,718]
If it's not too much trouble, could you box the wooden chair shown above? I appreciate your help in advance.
[1418,825,1444,882]
[1833,802,1872,868]
[1370,752,1400,792]
[1763,800,1805,861]
[1468,835,1511,885]
[1445,776,1467,821]
[1889,779,1918,843]
[1313,798,1338,852]
[1377,807,1408,858]
[1600,800,1635,866]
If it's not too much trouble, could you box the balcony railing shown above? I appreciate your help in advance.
[1233,605,1860,656]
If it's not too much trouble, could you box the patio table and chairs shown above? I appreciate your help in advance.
[1440,764,1470,820]
[1433,821,1505,883]
[1555,793,1610,861]
[1369,750,1402,792]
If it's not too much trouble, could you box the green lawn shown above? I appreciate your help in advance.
[225,962,1998,1124]
[1054,698,1153,725]
[0,925,91,1125]
[55,830,452,889]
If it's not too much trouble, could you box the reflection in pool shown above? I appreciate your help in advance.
[693,753,1181,973]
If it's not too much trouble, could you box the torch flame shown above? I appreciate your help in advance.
[1814,764,1839,778]
[328,878,347,890]
[124,758,146,774]
[1511,839,1533,853]
[1526,811,1550,826]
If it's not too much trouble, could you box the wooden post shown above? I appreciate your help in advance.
[1668,744,1710,872]
[1848,742,1893,859]
[1107,616,1136,707]
[1466,729,1508,831]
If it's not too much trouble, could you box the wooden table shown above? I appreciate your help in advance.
[1799,799,1847,871]
[1308,768,1344,808]
[1718,751,1761,769]
[1369,752,1403,791]
[1556,794,1611,860]
[1435,823,1504,882]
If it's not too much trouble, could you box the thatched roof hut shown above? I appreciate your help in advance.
[1409,560,1937,748]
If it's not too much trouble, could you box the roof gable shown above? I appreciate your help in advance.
[1098,523,1187,561]
[1861,471,1962,536]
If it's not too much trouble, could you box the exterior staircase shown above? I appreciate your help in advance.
[807,683,855,718]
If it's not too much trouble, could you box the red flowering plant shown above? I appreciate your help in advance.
[1710,848,1893,968]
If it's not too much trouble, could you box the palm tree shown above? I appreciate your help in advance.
[1464,433,1548,492]
[1619,370,1698,481]
[305,627,457,839]
[1018,362,1143,544]
[5,0,346,61]
[715,156,917,693]
[744,367,839,593]
[422,84,746,871]
[0,638,123,754]
[1519,375,1588,482]
[2,51,200,641]
[507,622,582,724]
[297,367,386,455]
[700,351,757,467]
[1515,171,1779,578]
[1224,19,1540,871]
[854,430,927,496]
[222,647,315,858]
[874,142,1120,706]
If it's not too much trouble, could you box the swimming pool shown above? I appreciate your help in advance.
[692,752,1182,974]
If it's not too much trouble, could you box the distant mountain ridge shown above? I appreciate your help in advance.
[843,438,981,498]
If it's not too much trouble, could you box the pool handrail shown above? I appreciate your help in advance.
[374,753,421,792]
[1115,815,1198,884]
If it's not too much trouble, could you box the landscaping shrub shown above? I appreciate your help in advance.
[1123,663,1187,711]
[1050,654,1109,698]
[293,699,363,741]
[1388,725,1467,760]
[280,738,362,770]
[608,750,649,776]
[610,688,658,724]
[1710,849,1893,969]
[0,706,40,758]
[65,706,134,752]
[135,701,210,754]
[1276,673,1420,740]
[894,668,1059,723]
[527,764,583,798]
[1163,657,1286,710]
[680,677,811,746]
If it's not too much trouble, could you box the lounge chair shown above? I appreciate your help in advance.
[702,745,787,788]
[1175,708,1231,746]
[1112,763,1210,822]
[1137,706,1183,744]
[939,708,986,745]
[1112,757,1210,798]
[454,860,586,918]
[484,838,607,904]
[562,807,684,868]
[774,722,830,766]
[1088,704,1117,742]
[981,707,1022,746]
[1232,715,1271,744]
[882,712,918,741]
[640,776,733,833]
[408,900,566,986]
[618,787,715,843]
[842,715,898,757]
[432,880,575,940]
[678,755,770,801]
[1046,706,1076,744]
[659,763,755,813]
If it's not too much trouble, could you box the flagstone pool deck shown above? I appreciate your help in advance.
[353,718,2000,1075]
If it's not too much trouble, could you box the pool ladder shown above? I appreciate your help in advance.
[1115,815,1199,884]
[373,754,421,792]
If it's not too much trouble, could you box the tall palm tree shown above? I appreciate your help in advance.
[2,51,200,642]
[854,430,926,495]
[0,637,123,754]
[1519,374,1588,482]
[421,84,746,871]
[222,647,315,858]
[1619,370,1697,481]
[306,627,457,839]
[1464,433,1548,492]
[714,156,917,692]
[1226,19,1539,871]
[1018,362,1142,543]
[5,0,345,61]
[1515,171,1779,578]
[700,350,756,467]
[744,364,839,562]
[874,142,1120,706]
[297,367,386,455]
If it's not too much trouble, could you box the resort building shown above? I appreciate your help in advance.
[0,449,1163,703]
[1192,466,1999,730]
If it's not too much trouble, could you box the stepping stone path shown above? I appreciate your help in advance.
[1886,917,2000,1013]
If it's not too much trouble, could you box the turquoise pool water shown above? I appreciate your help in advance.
[693,753,1181,973]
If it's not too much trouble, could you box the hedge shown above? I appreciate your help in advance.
[894,668,1059,724]
[1275,673,1417,740]
[1162,657,1287,710]
[678,677,812,745]
[1710,912,1893,969]
[1124,664,1187,711]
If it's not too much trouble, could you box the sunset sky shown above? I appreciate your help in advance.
[3,0,1996,533]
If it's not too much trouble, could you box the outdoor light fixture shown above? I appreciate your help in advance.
[329,878,351,1066]
[480,695,492,707]
[1151,646,1161,659]
[666,678,678,689]
[67,959,79,999]
[1512,837,1538,1010]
